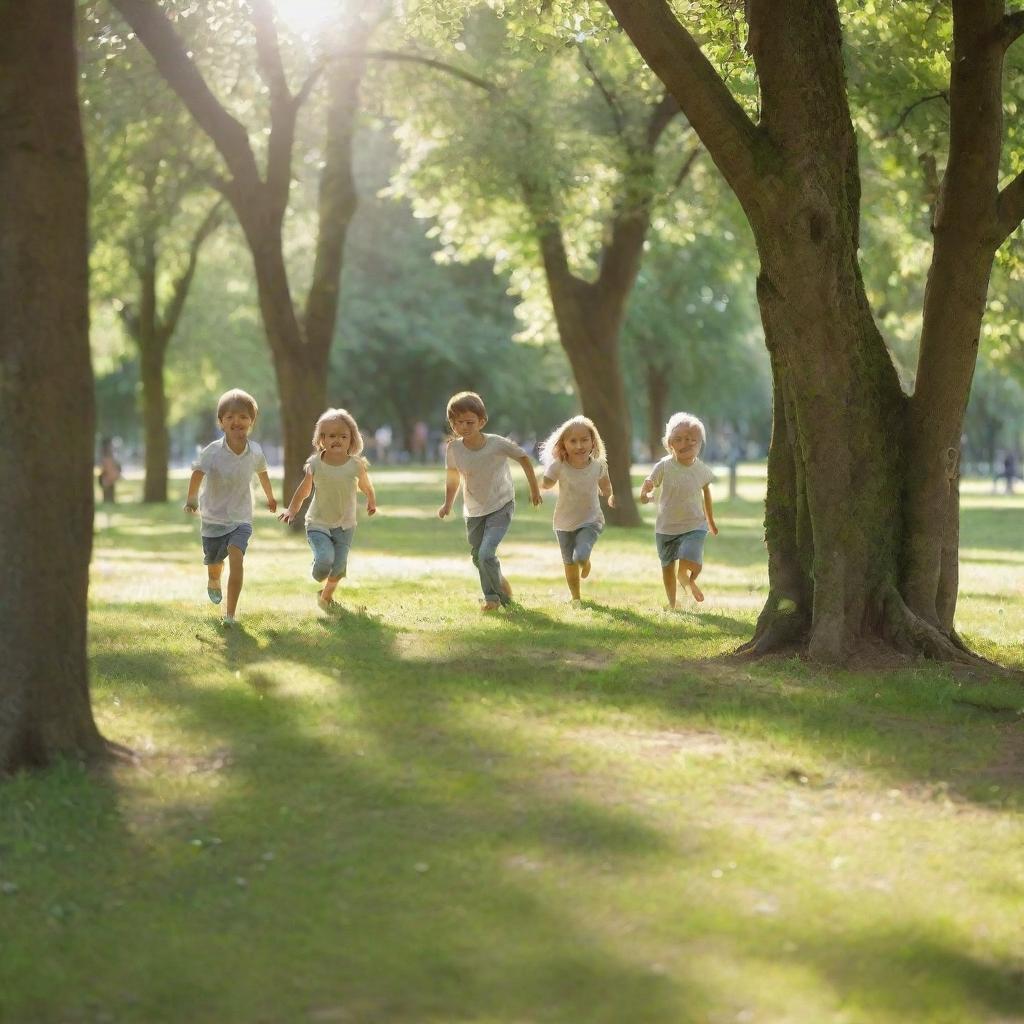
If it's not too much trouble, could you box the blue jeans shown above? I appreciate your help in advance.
[307,526,355,581]
[465,501,513,604]
[555,522,603,565]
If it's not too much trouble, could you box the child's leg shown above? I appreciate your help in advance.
[225,545,245,618]
[208,561,223,592]
[679,560,704,601]
[563,563,582,601]
[574,525,601,580]
[661,563,678,608]
[321,527,354,603]
[472,505,512,607]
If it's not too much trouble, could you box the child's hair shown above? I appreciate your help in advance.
[217,388,259,422]
[446,391,487,424]
[539,415,606,465]
[663,411,707,452]
[311,407,364,456]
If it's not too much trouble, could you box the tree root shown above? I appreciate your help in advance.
[734,592,809,658]
[880,587,992,667]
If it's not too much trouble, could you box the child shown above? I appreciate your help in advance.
[184,388,277,626]
[97,437,122,504]
[539,415,614,603]
[279,408,377,612]
[639,411,718,609]
[438,391,542,611]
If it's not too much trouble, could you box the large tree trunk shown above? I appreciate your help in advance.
[0,0,108,771]
[140,340,170,503]
[607,0,1023,663]
[645,361,670,459]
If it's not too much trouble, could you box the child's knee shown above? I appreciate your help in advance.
[311,559,331,581]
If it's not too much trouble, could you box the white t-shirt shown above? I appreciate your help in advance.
[446,433,528,518]
[543,457,608,532]
[193,437,268,537]
[646,456,715,535]
[305,454,361,531]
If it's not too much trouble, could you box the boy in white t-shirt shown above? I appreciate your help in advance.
[438,391,542,611]
[640,411,718,609]
[184,389,277,626]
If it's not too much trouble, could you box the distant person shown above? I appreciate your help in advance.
[438,391,542,611]
[539,416,614,604]
[374,423,393,464]
[1001,451,1019,494]
[97,437,122,504]
[640,412,719,609]
[184,389,277,627]
[279,408,377,613]
[412,419,429,464]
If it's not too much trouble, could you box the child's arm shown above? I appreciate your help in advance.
[639,477,656,504]
[184,469,204,514]
[438,468,460,518]
[279,469,313,524]
[599,473,616,508]
[703,484,718,535]
[358,462,377,516]
[516,455,543,506]
[541,473,558,491]
[257,470,278,513]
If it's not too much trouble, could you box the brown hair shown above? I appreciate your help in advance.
[217,388,258,422]
[446,391,487,424]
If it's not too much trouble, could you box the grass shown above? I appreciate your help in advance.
[2,465,1023,1024]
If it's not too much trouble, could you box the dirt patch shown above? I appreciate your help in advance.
[566,725,731,758]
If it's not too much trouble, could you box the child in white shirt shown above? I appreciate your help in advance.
[438,391,542,610]
[539,415,614,603]
[640,411,718,609]
[184,389,277,626]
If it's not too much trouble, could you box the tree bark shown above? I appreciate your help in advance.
[645,361,670,459]
[606,0,1024,662]
[0,0,108,771]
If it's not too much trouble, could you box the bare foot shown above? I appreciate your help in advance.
[580,560,591,580]
[481,600,501,612]
[499,576,513,599]
[687,578,705,602]
[317,590,338,612]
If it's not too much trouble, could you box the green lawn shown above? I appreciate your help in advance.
[2,465,1023,1024]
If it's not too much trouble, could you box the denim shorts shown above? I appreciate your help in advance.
[202,523,253,565]
[656,528,708,568]
[307,526,355,581]
[555,522,603,565]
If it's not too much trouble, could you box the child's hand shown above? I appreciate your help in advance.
[607,494,617,508]
[266,498,278,513]
[709,522,719,536]
[438,503,452,519]
[640,491,652,504]
[366,502,377,516]
[183,501,198,515]
[278,508,296,524]
[530,490,543,507]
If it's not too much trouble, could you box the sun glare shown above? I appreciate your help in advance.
[273,0,338,35]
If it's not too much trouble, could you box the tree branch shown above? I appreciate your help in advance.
[109,0,262,192]
[157,200,224,345]
[647,90,681,149]
[250,0,291,105]
[999,9,1024,47]
[882,91,948,139]
[670,140,703,193]
[997,169,1024,243]
[577,43,628,140]
[604,0,773,216]
[333,48,498,94]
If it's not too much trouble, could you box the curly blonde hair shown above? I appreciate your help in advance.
[538,415,606,466]
[311,408,364,456]
[662,412,706,452]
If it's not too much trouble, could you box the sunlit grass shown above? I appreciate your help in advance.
[2,466,1022,1023]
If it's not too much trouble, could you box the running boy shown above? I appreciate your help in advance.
[184,388,277,626]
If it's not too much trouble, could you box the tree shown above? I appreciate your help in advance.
[380,17,701,524]
[597,0,1024,662]
[0,0,109,770]
[84,37,223,502]
[109,0,385,499]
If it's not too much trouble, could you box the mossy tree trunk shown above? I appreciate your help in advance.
[0,0,109,771]
[608,0,1024,661]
